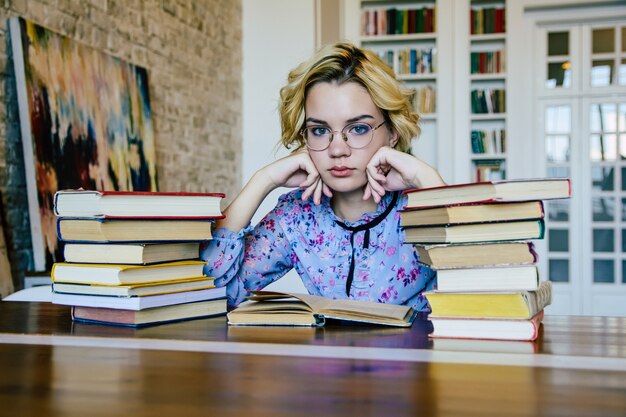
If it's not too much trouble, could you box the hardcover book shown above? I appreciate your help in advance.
[415,241,537,269]
[424,281,552,319]
[57,218,214,243]
[227,291,416,327]
[54,190,224,219]
[52,286,226,310]
[428,310,544,341]
[52,276,214,297]
[403,219,544,244]
[400,201,544,227]
[62,242,201,264]
[71,298,227,327]
[403,178,571,209]
[51,260,206,285]
[435,265,539,292]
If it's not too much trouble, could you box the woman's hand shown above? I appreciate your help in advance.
[263,150,332,205]
[363,146,445,203]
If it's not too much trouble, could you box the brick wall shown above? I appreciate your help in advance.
[0,0,242,288]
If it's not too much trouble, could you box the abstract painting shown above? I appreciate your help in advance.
[9,17,158,271]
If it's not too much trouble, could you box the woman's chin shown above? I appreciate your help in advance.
[323,177,367,194]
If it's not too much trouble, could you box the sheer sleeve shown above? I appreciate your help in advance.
[200,197,294,306]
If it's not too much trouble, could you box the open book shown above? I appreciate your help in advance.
[227,291,416,327]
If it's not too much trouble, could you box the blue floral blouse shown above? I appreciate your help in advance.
[200,189,436,311]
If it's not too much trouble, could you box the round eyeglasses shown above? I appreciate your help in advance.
[301,121,387,151]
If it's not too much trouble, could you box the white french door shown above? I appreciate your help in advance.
[534,15,626,315]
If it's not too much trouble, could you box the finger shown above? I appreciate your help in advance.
[362,183,372,200]
[367,164,387,183]
[301,178,318,201]
[322,182,333,198]
[366,171,386,197]
[313,176,324,205]
[298,171,318,188]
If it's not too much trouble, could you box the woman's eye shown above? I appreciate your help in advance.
[348,124,371,136]
[310,127,329,137]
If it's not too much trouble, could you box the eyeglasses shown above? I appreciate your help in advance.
[301,121,386,151]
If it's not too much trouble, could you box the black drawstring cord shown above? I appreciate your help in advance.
[334,192,399,297]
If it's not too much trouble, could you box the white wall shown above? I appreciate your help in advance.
[241,0,316,292]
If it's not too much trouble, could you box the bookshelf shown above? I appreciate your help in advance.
[356,0,452,178]
[468,0,507,181]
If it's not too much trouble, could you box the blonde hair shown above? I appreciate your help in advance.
[279,42,420,153]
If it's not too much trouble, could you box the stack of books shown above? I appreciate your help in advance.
[50,190,228,327]
[401,178,571,341]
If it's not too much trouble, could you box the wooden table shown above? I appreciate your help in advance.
[1,301,626,416]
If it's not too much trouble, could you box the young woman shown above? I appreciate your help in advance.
[201,42,445,311]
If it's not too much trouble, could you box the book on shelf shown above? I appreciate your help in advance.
[52,276,214,297]
[428,311,544,341]
[71,298,227,327]
[403,219,544,244]
[415,241,537,269]
[425,280,552,319]
[54,189,225,219]
[403,178,571,209]
[400,201,543,227]
[57,218,214,243]
[227,291,416,327]
[51,260,206,286]
[52,286,226,310]
[63,242,200,264]
[434,265,539,292]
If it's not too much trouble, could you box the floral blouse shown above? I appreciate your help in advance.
[200,189,436,311]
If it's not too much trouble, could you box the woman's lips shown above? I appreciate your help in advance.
[329,167,353,177]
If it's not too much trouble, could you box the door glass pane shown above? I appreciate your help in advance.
[622,229,626,250]
[593,229,614,252]
[546,135,570,162]
[620,104,626,131]
[547,200,569,221]
[593,28,615,53]
[549,259,569,282]
[620,59,626,86]
[590,134,617,161]
[619,134,626,159]
[593,260,614,283]
[592,197,615,221]
[591,60,614,86]
[591,104,618,132]
[548,31,569,55]
[547,166,569,178]
[549,229,569,251]
[622,260,626,282]
[547,62,571,88]
[546,106,571,133]
[592,166,614,190]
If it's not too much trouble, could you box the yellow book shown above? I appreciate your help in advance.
[425,281,552,319]
[52,276,214,297]
[51,260,206,286]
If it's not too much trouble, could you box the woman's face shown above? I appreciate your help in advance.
[304,81,397,194]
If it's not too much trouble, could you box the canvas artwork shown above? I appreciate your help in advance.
[9,17,158,271]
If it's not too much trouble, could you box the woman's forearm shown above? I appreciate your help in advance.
[215,168,276,233]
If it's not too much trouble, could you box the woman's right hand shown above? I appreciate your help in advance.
[262,150,332,205]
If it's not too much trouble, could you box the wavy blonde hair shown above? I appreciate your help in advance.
[279,42,420,153]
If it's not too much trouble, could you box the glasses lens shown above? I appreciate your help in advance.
[304,126,331,150]
[344,123,374,149]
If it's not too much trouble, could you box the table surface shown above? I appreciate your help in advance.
[2,301,626,417]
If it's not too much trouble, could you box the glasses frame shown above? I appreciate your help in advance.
[302,120,387,151]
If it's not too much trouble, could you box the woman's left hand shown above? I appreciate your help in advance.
[363,146,445,203]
